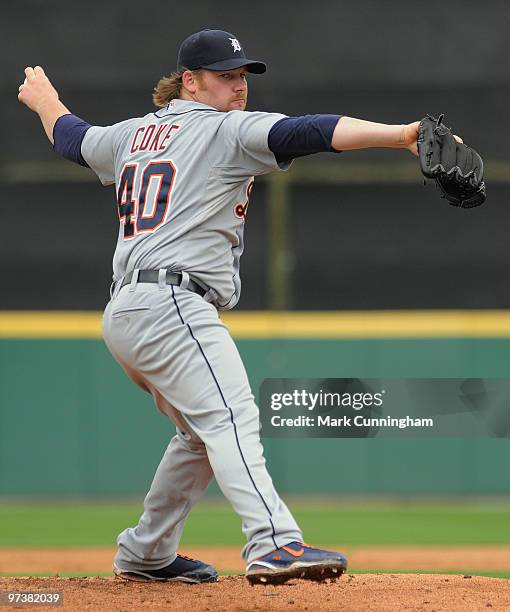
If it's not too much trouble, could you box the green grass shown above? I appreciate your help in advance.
[1,499,510,548]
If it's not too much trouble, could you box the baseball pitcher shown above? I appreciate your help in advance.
[18,29,479,585]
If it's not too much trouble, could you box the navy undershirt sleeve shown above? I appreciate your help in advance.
[53,114,92,167]
[268,114,341,165]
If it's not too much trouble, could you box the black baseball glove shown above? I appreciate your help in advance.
[417,114,486,208]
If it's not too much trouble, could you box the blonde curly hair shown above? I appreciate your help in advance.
[152,70,202,107]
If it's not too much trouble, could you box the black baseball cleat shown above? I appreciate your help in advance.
[113,554,218,583]
[245,541,347,585]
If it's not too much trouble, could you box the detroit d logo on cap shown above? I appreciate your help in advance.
[229,38,242,52]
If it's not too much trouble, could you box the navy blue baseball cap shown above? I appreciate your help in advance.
[177,30,266,74]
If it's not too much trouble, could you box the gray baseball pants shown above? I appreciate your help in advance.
[102,273,302,570]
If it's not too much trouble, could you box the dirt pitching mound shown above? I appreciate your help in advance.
[3,546,510,574]
[1,574,509,611]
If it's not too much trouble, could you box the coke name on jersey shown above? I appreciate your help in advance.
[130,124,180,154]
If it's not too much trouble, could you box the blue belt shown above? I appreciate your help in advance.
[119,270,207,297]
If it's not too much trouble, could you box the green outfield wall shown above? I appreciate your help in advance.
[1,312,509,496]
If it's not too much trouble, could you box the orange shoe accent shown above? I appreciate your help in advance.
[281,545,305,557]
[252,543,310,562]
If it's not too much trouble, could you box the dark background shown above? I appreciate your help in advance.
[2,0,508,310]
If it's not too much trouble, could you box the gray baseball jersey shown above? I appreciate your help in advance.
[95,99,304,568]
[81,99,290,309]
